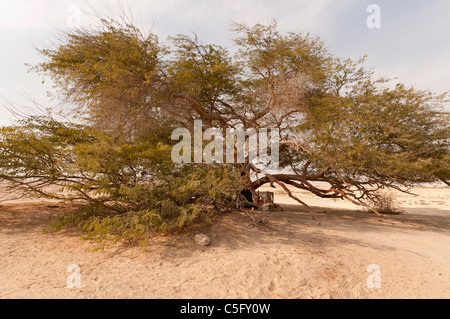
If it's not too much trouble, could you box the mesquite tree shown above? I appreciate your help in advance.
[1,18,449,244]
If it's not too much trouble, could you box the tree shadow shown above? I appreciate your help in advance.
[158,203,450,261]
[1,201,448,261]
[0,202,81,237]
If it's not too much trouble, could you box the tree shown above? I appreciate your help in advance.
[1,17,449,245]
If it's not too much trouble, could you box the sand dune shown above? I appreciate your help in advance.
[0,186,449,299]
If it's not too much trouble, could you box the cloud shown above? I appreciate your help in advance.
[375,56,450,95]
[0,1,45,30]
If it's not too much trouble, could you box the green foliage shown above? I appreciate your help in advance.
[299,79,450,186]
[49,164,243,248]
[30,19,168,139]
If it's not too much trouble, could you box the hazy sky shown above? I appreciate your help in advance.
[1,0,449,126]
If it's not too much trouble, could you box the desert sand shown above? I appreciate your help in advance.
[0,185,449,299]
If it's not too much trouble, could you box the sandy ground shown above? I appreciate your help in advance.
[0,186,449,299]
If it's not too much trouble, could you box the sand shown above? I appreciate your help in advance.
[0,186,449,299]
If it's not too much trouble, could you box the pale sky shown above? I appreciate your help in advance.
[1,0,449,126]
